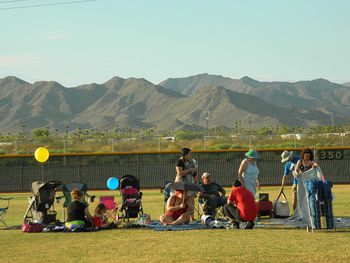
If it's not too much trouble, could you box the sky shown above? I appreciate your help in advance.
[0,0,349,86]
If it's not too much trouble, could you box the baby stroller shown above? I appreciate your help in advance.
[23,180,62,224]
[119,175,143,221]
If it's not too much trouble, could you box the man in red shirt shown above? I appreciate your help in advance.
[224,180,258,229]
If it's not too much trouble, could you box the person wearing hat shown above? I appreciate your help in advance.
[238,149,260,197]
[280,150,300,211]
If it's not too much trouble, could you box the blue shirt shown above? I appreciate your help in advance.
[283,156,300,185]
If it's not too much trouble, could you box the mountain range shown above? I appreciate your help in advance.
[0,74,350,132]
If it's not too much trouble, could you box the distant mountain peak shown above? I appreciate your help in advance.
[240,76,261,87]
[33,80,64,89]
[311,78,331,84]
[0,76,28,84]
[104,76,125,83]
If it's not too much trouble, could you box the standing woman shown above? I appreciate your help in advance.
[238,149,260,197]
[175,148,197,219]
[175,148,197,184]
[295,148,318,176]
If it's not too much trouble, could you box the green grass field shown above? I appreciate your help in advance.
[1,185,350,263]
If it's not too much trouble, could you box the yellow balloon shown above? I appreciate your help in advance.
[34,147,49,163]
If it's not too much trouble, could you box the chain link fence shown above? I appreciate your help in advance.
[0,147,349,192]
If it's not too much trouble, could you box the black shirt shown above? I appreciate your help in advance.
[176,158,197,177]
[67,200,87,222]
[199,182,224,197]
[176,158,187,170]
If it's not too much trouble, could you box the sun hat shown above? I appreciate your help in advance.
[281,150,293,163]
[245,149,259,159]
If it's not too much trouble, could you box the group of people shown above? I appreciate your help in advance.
[160,147,319,229]
[280,148,318,210]
[65,188,118,230]
[65,147,319,230]
[160,148,260,228]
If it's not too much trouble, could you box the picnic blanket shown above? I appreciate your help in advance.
[144,216,350,231]
[145,221,207,231]
[255,217,350,229]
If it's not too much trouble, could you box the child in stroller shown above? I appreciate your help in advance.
[119,175,143,221]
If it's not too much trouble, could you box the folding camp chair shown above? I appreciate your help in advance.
[160,181,173,213]
[99,196,118,222]
[197,197,225,219]
[0,197,13,226]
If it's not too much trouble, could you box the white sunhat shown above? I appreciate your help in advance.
[281,150,293,163]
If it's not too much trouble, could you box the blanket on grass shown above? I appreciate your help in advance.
[145,221,207,231]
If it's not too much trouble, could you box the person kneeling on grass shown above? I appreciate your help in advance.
[224,180,258,229]
[159,189,192,225]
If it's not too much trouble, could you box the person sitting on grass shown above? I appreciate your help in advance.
[159,189,192,225]
[224,180,258,229]
[92,203,120,230]
[66,188,93,229]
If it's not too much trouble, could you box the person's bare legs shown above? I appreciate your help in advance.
[292,184,297,211]
[160,214,174,225]
[185,196,195,221]
[169,213,191,225]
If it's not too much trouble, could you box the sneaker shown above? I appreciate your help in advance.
[245,221,255,229]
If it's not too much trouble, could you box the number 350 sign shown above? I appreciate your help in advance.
[318,150,344,160]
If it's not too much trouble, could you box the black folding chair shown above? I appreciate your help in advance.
[0,197,13,226]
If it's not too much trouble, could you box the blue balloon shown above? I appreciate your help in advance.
[107,177,119,190]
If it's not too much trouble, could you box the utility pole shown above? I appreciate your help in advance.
[204,111,210,135]
[331,112,334,126]
[65,125,70,139]
[248,119,252,148]
[21,124,26,140]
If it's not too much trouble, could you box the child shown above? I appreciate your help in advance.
[93,203,118,229]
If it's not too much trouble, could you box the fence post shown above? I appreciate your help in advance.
[137,154,140,178]
[14,140,18,154]
[63,139,66,166]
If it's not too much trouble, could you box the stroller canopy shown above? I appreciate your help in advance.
[120,175,140,190]
[31,180,62,196]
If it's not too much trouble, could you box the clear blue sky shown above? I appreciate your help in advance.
[0,0,349,86]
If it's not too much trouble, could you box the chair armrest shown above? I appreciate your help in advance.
[55,195,64,203]
[86,193,95,202]
[0,197,13,200]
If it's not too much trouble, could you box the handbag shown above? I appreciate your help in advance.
[22,221,44,233]
[273,191,290,218]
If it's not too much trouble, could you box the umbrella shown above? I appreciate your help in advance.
[170,182,202,192]
[170,182,202,210]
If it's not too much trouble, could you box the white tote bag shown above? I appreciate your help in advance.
[273,191,290,218]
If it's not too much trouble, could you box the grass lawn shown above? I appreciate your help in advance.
[1,185,350,263]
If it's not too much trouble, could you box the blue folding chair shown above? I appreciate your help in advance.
[0,197,13,226]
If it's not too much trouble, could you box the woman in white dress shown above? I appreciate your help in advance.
[237,149,260,197]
